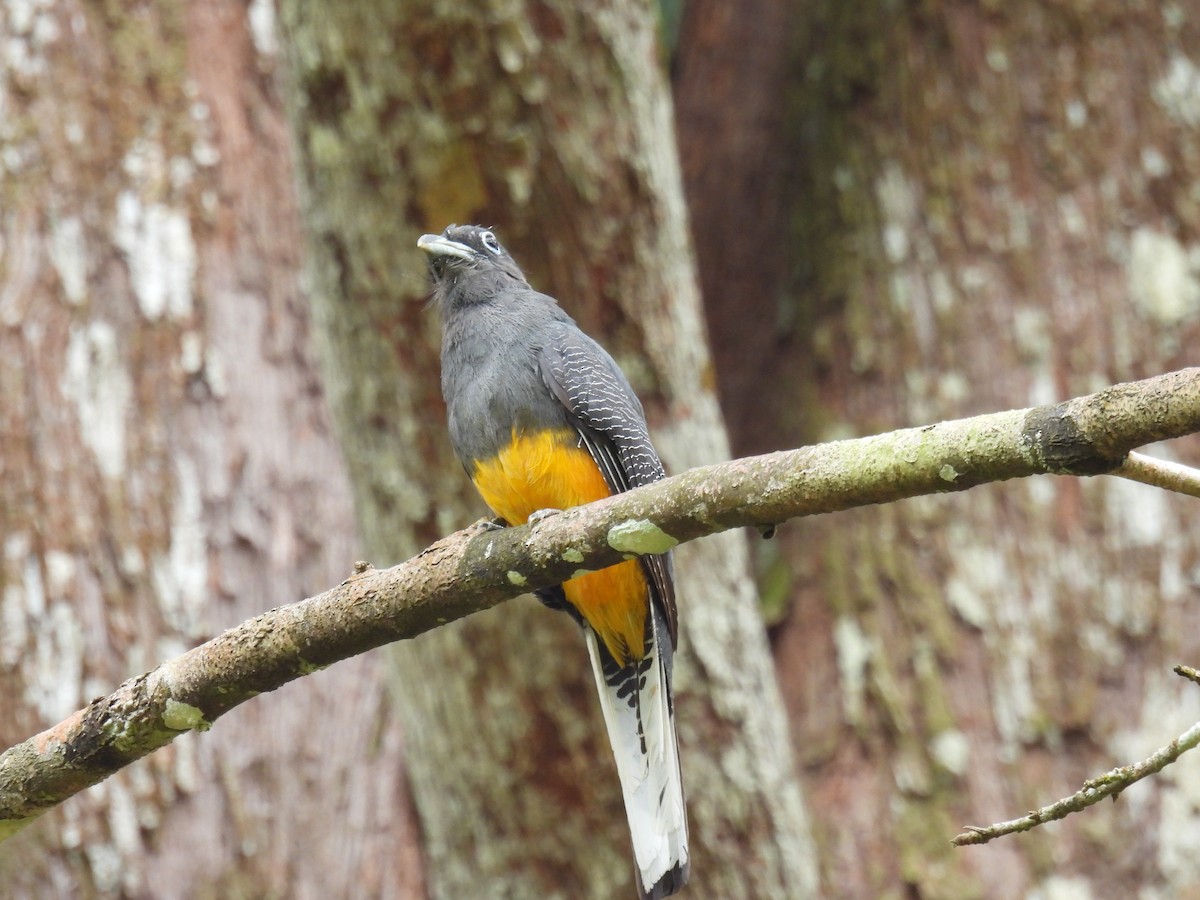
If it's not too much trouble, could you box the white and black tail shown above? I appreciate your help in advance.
[585,606,689,899]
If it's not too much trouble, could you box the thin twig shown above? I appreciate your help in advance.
[953,666,1200,846]
[1114,451,1200,499]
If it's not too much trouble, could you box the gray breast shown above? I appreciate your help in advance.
[440,295,573,467]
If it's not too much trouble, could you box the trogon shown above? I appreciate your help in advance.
[418,224,689,899]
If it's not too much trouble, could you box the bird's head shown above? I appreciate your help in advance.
[417,225,528,308]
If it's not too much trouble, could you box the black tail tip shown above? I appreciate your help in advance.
[638,861,690,899]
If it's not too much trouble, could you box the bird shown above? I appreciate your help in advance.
[418,224,689,899]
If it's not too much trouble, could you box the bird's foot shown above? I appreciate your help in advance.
[471,516,507,533]
[527,508,562,526]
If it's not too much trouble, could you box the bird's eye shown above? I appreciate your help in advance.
[480,231,502,255]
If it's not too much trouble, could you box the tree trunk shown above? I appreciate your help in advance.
[679,1,1200,896]
[0,2,422,896]
[278,0,816,896]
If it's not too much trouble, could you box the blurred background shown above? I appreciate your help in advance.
[2,1,1199,897]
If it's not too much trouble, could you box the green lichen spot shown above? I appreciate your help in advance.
[939,464,959,482]
[570,569,593,581]
[163,699,209,732]
[607,519,678,555]
[562,547,585,563]
[507,570,527,586]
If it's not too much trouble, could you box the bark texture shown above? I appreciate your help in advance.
[0,1,422,896]
[678,1,1200,897]
[278,0,815,896]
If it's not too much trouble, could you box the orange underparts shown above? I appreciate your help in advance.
[470,428,647,666]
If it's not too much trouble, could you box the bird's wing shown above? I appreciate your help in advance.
[537,322,678,645]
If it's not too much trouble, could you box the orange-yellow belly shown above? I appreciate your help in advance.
[470,428,647,665]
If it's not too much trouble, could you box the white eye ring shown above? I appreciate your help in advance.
[480,231,502,255]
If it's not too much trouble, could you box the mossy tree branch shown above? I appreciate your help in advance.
[2,367,1198,841]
